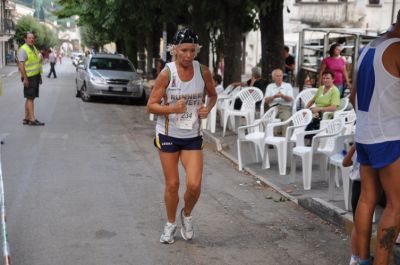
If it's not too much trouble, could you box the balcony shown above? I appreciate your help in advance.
[294,1,361,27]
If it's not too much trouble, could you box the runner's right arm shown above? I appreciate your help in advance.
[147,68,186,115]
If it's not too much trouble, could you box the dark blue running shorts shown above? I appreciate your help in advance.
[154,133,203,153]
[356,140,400,169]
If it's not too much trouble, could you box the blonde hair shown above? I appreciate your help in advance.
[167,43,202,61]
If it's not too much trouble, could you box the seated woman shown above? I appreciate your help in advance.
[305,71,340,131]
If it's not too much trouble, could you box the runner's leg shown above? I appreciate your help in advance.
[159,151,180,223]
[180,150,203,216]
[374,159,400,264]
[355,165,381,260]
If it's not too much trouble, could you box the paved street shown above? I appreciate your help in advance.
[0,60,351,265]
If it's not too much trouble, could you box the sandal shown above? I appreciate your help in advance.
[28,120,45,126]
[23,119,29,125]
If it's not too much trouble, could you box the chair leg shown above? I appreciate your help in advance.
[341,167,351,211]
[262,144,270,169]
[277,143,287,175]
[237,140,243,171]
[302,153,313,190]
[290,156,296,183]
[222,113,229,137]
[335,165,341,188]
[328,165,335,201]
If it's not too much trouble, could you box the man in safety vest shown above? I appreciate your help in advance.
[18,32,44,126]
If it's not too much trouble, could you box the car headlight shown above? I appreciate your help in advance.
[90,76,107,84]
[130,79,143,86]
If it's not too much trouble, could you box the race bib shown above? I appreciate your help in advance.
[174,105,199,130]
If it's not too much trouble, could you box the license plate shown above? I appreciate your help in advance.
[109,87,127,92]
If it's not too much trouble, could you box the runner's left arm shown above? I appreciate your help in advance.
[198,65,217,119]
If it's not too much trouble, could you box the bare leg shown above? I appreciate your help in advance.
[374,159,400,265]
[351,226,359,257]
[26,99,35,121]
[355,165,381,260]
[24,99,30,120]
[180,150,203,216]
[158,151,180,223]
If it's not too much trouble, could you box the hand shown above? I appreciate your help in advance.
[23,77,29,88]
[276,91,283,98]
[173,99,187,113]
[311,107,320,114]
[198,105,209,119]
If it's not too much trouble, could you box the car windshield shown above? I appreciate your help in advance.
[89,58,134,72]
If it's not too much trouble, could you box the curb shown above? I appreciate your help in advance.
[203,130,353,231]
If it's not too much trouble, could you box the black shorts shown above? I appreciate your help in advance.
[154,133,203,153]
[23,74,40,99]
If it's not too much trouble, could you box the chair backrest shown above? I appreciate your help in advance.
[260,106,278,129]
[287,109,313,142]
[221,84,234,95]
[292,88,318,114]
[338,97,349,112]
[315,118,345,153]
[237,87,264,110]
[334,109,356,135]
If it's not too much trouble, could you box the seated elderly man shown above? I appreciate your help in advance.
[263,68,294,134]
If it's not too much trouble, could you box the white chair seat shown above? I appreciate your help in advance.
[293,146,312,156]
[329,154,344,166]
[264,136,285,145]
[245,132,264,141]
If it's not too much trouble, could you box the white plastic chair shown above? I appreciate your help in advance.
[222,87,264,137]
[237,107,278,171]
[322,97,350,120]
[201,95,218,133]
[262,109,313,175]
[291,118,345,190]
[292,88,318,115]
[328,133,355,211]
[217,86,242,126]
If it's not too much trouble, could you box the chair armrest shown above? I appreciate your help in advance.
[322,111,334,120]
[237,119,262,138]
[285,124,308,142]
[295,128,325,146]
[266,119,291,137]
[330,133,355,155]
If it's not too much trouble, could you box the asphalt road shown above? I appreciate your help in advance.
[0,59,351,265]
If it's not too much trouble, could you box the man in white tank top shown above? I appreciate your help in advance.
[350,10,400,265]
[147,28,217,244]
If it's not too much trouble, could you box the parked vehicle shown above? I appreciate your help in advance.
[75,54,147,103]
[72,53,84,67]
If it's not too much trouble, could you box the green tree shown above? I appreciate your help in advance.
[15,15,58,49]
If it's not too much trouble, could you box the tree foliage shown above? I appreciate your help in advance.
[57,0,286,85]
[15,15,58,49]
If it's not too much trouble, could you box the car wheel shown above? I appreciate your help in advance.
[81,84,91,102]
[75,79,81,97]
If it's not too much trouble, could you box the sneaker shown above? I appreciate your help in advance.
[159,222,177,244]
[180,208,194,240]
[349,255,359,265]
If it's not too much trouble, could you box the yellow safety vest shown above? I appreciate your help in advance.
[20,44,42,77]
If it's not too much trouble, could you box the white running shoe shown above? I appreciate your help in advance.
[160,222,177,244]
[180,208,194,240]
[349,255,359,265]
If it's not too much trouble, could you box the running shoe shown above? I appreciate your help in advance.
[160,222,177,244]
[180,208,194,240]
[349,255,359,265]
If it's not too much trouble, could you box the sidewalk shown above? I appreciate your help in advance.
[0,64,19,78]
[202,112,400,264]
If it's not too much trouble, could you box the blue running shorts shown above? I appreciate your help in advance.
[356,140,400,169]
[154,133,203,153]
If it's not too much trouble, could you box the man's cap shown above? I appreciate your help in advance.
[172,28,199,45]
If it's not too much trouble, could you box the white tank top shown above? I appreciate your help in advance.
[355,38,400,144]
[156,61,205,138]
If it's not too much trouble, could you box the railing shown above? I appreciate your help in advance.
[0,142,11,265]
